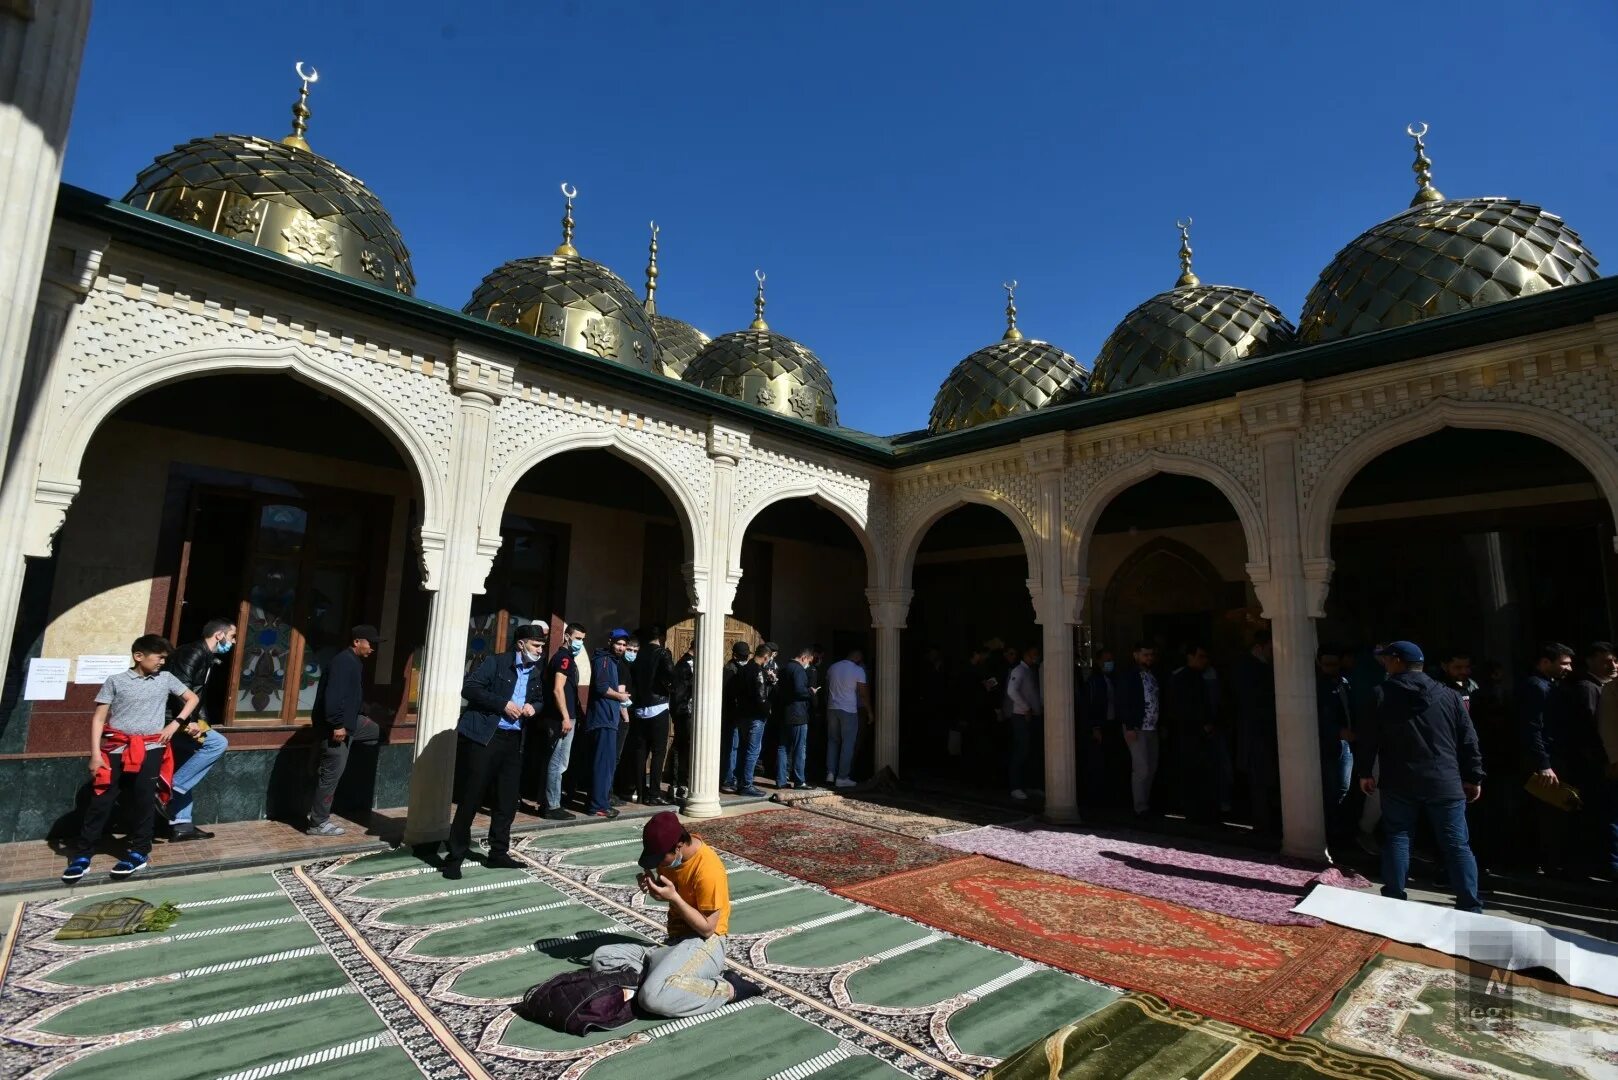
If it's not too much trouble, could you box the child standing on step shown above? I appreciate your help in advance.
[62,635,200,885]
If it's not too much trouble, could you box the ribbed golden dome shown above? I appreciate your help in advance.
[928,285,1088,433]
[1090,223,1294,393]
[463,185,659,372]
[683,272,838,426]
[1298,126,1599,344]
[641,222,710,378]
[125,69,414,294]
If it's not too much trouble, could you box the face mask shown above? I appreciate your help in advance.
[1102,661,1115,674]
[570,640,584,656]
[215,640,234,655]
[624,650,639,663]
[520,644,542,663]
[666,853,684,872]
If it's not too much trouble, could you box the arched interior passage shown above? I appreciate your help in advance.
[904,503,1036,779]
[8,373,431,838]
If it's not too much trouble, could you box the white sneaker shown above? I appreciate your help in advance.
[835,778,857,789]
[306,821,345,836]
[1010,789,1028,801]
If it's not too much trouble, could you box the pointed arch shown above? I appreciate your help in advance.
[728,481,875,581]
[892,487,1041,590]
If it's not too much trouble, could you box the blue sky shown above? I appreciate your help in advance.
[64,1,1618,435]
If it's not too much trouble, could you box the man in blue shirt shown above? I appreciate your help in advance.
[444,624,549,879]
[586,629,634,819]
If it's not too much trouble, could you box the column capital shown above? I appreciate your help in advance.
[1302,557,1334,618]
[708,422,750,465]
[865,586,913,629]
[1237,381,1306,438]
[452,343,516,400]
[1020,431,1069,476]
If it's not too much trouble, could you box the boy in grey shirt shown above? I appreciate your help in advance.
[63,634,199,884]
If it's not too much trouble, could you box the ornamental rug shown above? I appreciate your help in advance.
[686,809,973,889]
[838,857,1382,1039]
[795,794,1027,840]
[931,821,1369,926]
[1309,954,1618,1079]
[986,994,1426,1080]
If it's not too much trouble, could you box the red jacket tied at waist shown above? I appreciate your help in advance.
[93,729,174,805]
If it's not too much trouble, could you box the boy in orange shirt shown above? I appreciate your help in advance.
[587,811,761,1016]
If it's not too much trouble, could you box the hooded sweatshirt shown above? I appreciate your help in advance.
[1355,670,1484,800]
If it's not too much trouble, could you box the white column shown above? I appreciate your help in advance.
[1242,385,1326,861]
[1025,435,1079,823]
[684,424,747,820]
[402,386,499,846]
[0,1,92,489]
[0,225,102,693]
[866,587,912,776]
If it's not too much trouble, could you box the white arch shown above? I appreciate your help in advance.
[38,342,448,533]
[481,426,708,569]
[1303,397,1618,564]
[1066,451,1269,575]
[728,481,877,583]
[892,486,1042,589]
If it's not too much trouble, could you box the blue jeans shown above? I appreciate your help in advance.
[585,725,619,813]
[733,718,765,791]
[544,724,575,810]
[1322,741,1352,834]
[721,719,738,787]
[1008,714,1041,790]
[776,724,808,787]
[1379,790,1483,912]
[168,728,229,825]
[826,709,859,782]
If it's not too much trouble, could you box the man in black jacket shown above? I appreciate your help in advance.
[1356,640,1486,912]
[625,625,677,805]
[1520,641,1573,874]
[1550,641,1615,876]
[163,618,236,840]
[727,644,771,797]
[1168,644,1221,821]
[443,624,550,879]
[666,642,696,801]
[309,625,382,836]
[719,641,751,793]
[775,646,817,793]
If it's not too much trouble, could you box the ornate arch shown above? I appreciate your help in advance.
[892,486,1041,589]
[30,341,449,556]
[727,480,876,581]
[480,426,708,570]
[1303,397,1618,565]
[1066,451,1269,577]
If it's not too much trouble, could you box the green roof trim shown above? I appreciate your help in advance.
[58,183,1618,469]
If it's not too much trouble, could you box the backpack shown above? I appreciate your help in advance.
[515,968,638,1035]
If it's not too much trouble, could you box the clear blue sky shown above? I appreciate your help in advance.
[63,1,1618,435]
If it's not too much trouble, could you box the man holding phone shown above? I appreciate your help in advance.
[586,811,760,1016]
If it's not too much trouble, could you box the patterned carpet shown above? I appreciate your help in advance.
[796,795,1026,840]
[840,856,1381,1038]
[932,822,1368,926]
[986,995,1427,1079]
[691,809,972,888]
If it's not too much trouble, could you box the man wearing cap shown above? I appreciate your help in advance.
[588,811,758,1016]
[308,624,383,836]
[584,630,634,819]
[1357,640,1486,912]
[442,624,549,879]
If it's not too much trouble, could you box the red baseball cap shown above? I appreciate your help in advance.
[638,811,685,870]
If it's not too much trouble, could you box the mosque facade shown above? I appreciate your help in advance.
[3,6,1617,861]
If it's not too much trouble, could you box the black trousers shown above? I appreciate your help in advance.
[665,710,691,792]
[448,729,522,861]
[629,711,671,798]
[78,747,166,856]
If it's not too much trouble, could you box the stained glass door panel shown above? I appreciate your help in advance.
[236,556,299,719]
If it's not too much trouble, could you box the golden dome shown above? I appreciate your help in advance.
[642,222,710,378]
[683,271,838,426]
[1298,125,1599,344]
[124,65,414,294]
[928,283,1088,433]
[1090,221,1295,393]
[463,185,660,372]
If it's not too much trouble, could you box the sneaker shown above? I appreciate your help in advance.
[109,851,149,879]
[796,783,817,791]
[543,808,575,821]
[737,787,766,798]
[306,821,346,836]
[61,855,92,884]
[723,970,765,1003]
[1010,789,1028,801]
[835,778,857,789]
[594,808,621,820]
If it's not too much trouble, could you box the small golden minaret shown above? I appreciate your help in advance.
[750,269,769,331]
[1407,123,1445,207]
[555,182,579,257]
[281,62,319,151]
[1175,218,1200,287]
[644,221,660,315]
[1001,280,1023,342]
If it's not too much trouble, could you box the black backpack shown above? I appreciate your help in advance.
[515,968,638,1035]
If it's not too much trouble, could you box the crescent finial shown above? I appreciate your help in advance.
[295,61,320,87]
[555,183,579,256]
[560,182,578,200]
[1406,122,1428,140]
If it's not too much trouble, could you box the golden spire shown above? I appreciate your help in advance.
[282,61,319,151]
[1175,218,1200,287]
[555,182,579,257]
[750,269,769,330]
[1407,123,1445,206]
[644,221,660,315]
[1001,280,1023,342]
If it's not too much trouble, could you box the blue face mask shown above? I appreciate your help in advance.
[666,853,684,872]
[215,640,234,655]
[570,640,584,656]
[1102,660,1115,674]
[624,650,639,663]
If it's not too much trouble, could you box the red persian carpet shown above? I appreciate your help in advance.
[692,808,971,888]
[839,856,1381,1037]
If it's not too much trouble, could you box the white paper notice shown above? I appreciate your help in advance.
[74,655,129,685]
[23,658,69,700]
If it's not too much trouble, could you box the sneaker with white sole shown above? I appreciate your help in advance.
[109,851,149,879]
[61,855,92,884]
[1010,789,1028,801]
[306,821,346,836]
